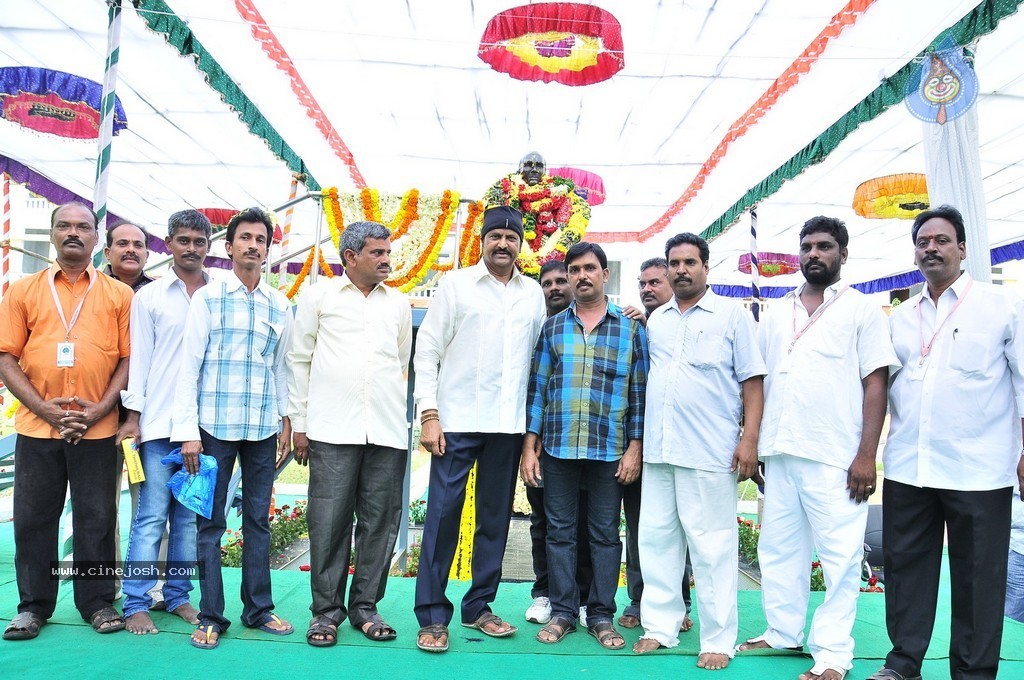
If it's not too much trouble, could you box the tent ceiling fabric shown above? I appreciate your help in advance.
[0,0,1020,288]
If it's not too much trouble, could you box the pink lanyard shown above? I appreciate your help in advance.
[917,279,972,364]
[789,285,848,354]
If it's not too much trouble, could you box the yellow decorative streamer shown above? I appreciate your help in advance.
[449,463,477,580]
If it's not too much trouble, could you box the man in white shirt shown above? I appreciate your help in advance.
[172,207,294,649]
[634,233,765,671]
[739,216,897,680]
[870,205,1024,680]
[413,205,545,653]
[120,209,211,635]
[288,221,411,648]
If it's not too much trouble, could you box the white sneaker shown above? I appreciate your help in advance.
[578,606,588,628]
[526,596,552,624]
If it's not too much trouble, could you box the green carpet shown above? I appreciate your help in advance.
[2,505,1023,678]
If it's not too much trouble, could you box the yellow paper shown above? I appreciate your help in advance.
[122,437,145,484]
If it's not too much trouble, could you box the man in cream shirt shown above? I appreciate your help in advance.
[870,205,1024,680]
[413,205,545,653]
[288,221,412,648]
[739,216,897,680]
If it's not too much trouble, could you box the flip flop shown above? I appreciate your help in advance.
[190,624,221,650]
[536,616,576,644]
[416,623,449,653]
[256,613,294,636]
[735,636,804,655]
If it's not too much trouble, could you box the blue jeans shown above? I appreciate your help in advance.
[1007,550,1024,623]
[195,431,277,632]
[542,451,623,625]
[123,438,197,617]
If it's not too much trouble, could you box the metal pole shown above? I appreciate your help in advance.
[310,201,324,285]
[749,208,760,322]
[92,0,122,267]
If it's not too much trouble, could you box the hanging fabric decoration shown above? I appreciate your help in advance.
[738,252,801,277]
[196,207,284,243]
[853,173,929,219]
[548,166,606,206]
[904,35,978,126]
[478,3,624,86]
[0,66,127,140]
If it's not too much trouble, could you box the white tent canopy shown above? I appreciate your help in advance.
[1,0,1021,287]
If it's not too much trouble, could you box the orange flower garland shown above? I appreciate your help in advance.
[285,248,316,300]
[321,187,346,252]
[389,189,420,240]
[317,248,335,277]
[387,189,459,291]
[458,200,484,268]
[359,188,381,222]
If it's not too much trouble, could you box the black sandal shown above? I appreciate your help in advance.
[89,606,125,634]
[306,615,338,647]
[358,614,397,641]
[416,623,449,652]
[588,621,625,649]
[3,612,46,640]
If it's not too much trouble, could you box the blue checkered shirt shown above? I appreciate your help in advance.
[526,300,648,461]
[172,274,293,442]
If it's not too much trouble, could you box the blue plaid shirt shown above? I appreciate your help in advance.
[526,300,648,461]
[172,274,293,442]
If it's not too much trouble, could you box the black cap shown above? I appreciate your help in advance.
[481,205,524,240]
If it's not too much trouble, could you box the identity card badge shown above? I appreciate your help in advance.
[57,342,75,367]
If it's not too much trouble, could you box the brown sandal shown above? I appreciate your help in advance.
[537,616,576,644]
[588,621,625,649]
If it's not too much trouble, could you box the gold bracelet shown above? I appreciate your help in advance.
[420,414,439,425]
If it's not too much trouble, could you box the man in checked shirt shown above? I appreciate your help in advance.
[521,241,649,651]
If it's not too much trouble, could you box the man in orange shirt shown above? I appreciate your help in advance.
[0,202,133,641]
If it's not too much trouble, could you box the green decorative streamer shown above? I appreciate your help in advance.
[701,0,1022,243]
[132,0,321,193]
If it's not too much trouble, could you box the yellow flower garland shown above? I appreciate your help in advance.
[386,189,459,291]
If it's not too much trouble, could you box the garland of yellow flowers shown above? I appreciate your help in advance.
[322,187,345,252]
[450,463,477,580]
[359,188,382,222]
[433,200,482,272]
[385,189,459,291]
[389,189,420,239]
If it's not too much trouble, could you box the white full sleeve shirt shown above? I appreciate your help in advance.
[759,280,898,469]
[287,275,412,449]
[413,263,546,434]
[885,273,1024,490]
[120,269,209,443]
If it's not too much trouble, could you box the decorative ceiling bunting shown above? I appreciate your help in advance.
[549,166,606,206]
[197,206,284,243]
[738,252,800,277]
[904,35,978,126]
[853,173,929,219]
[0,66,127,139]
[478,3,624,86]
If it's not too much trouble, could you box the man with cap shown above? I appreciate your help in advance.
[413,205,546,653]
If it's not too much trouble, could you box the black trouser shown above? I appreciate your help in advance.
[526,484,592,602]
[13,434,118,620]
[882,479,1012,680]
[307,442,407,627]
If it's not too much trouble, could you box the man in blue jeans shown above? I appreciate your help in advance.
[172,207,294,649]
[521,242,648,650]
[120,209,212,634]
[1008,491,1024,623]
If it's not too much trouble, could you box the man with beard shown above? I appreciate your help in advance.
[289,221,412,647]
[619,257,694,633]
[119,209,211,635]
[173,207,294,649]
[524,260,594,626]
[738,216,897,680]
[413,205,545,653]
[103,220,154,292]
[870,206,1024,680]
[634,234,764,671]
[522,242,648,651]
[1,202,133,640]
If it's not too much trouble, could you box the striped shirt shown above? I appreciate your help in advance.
[172,273,292,442]
[526,299,648,461]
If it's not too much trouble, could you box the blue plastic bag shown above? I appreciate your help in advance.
[161,448,219,519]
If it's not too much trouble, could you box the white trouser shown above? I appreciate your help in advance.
[758,454,868,672]
[639,462,739,655]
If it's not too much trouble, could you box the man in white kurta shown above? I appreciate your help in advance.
[288,221,412,647]
[635,233,765,671]
[741,216,897,680]
[872,205,1024,680]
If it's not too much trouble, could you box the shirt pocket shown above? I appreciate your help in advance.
[688,331,727,370]
[948,331,989,376]
[259,320,283,359]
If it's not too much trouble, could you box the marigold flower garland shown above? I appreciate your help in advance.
[285,248,316,300]
[386,189,459,291]
[456,200,484,268]
[321,187,345,252]
[484,173,589,277]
